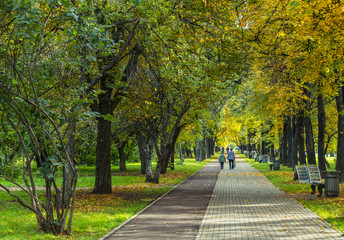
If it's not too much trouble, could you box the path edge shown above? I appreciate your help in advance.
[99,159,217,240]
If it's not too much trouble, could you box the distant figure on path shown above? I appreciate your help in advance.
[227,148,235,169]
[218,151,226,169]
[226,147,229,154]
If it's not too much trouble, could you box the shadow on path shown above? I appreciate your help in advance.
[102,161,220,240]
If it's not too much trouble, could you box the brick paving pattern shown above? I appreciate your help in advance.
[196,156,344,240]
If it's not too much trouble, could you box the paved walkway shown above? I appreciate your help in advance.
[102,161,219,240]
[196,156,344,240]
[102,155,344,240]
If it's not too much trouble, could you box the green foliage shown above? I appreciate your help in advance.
[39,156,63,180]
[0,163,21,179]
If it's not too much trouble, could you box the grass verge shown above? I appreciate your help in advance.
[242,153,344,234]
[0,157,213,240]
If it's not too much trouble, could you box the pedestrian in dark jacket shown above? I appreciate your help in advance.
[227,148,235,169]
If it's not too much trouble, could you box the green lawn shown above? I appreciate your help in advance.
[0,157,213,240]
[242,153,344,234]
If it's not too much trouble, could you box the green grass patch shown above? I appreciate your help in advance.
[0,157,212,239]
[242,153,344,234]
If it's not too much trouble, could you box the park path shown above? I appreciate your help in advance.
[196,155,344,240]
[101,160,220,240]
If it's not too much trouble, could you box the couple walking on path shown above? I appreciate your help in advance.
[102,155,344,240]
[219,148,235,170]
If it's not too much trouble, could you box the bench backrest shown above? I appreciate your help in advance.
[295,165,321,184]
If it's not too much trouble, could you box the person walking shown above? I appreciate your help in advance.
[218,151,226,169]
[227,148,235,169]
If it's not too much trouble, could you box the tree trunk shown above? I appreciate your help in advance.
[154,147,171,181]
[336,85,344,181]
[178,143,184,166]
[279,137,283,162]
[291,115,299,168]
[91,75,115,194]
[211,138,216,156]
[206,137,213,158]
[92,116,112,194]
[298,114,306,165]
[183,141,186,159]
[138,133,147,175]
[270,145,275,161]
[152,125,183,183]
[118,141,127,171]
[160,152,170,174]
[304,83,316,166]
[318,93,327,177]
[92,45,141,194]
[282,117,288,166]
[203,136,208,160]
[195,141,203,161]
[304,115,316,165]
[186,142,192,158]
[60,120,76,209]
[286,116,293,167]
[137,132,154,182]
[170,151,175,170]
[146,139,154,182]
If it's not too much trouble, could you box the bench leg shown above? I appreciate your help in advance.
[311,184,325,197]
[311,185,316,195]
[318,185,324,197]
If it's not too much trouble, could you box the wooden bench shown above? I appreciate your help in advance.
[295,165,324,197]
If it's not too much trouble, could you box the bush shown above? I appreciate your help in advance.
[0,162,22,179]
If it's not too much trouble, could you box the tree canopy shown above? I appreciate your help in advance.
[2,0,344,235]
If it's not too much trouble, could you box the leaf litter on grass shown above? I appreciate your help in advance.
[75,184,171,212]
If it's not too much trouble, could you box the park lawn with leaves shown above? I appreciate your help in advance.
[0,159,203,188]
[0,157,212,240]
[242,154,344,233]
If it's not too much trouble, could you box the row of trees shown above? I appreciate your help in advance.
[7,0,344,235]
[219,0,344,179]
[0,0,246,234]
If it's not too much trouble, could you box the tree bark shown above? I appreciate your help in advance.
[270,145,275,161]
[152,126,181,183]
[298,114,306,165]
[170,151,175,170]
[282,117,288,166]
[138,133,147,175]
[92,116,113,194]
[59,120,76,209]
[186,142,192,158]
[118,141,127,171]
[318,93,327,177]
[178,143,184,166]
[195,141,203,161]
[304,115,316,165]
[152,108,186,183]
[336,84,344,181]
[137,132,154,182]
[92,45,141,194]
[286,116,293,167]
[291,115,299,168]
